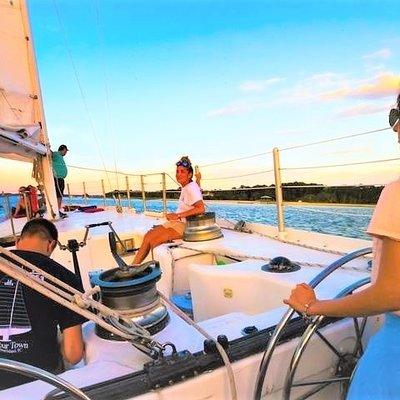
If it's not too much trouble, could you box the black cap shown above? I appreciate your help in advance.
[58,144,69,151]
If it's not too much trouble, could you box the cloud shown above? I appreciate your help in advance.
[363,48,391,61]
[207,71,399,118]
[321,72,400,101]
[206,100,268,117]
[334,103,389,119]
[239,77,283,92]
[289,72,348,102]
[272,128,306,137]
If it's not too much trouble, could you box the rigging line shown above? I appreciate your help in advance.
[280,127,390,152]
[199,150,273,168]
[198,126,388,169]
[0,90,22,122]
[52,0,113,191]
[166,172,179,186]
[67,164,167,179]
[281,157,400,171]
[68,165,125,173]
[93,0,120,193]
[202,169,274,181]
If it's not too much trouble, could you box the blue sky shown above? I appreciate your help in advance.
[4,0,399,192]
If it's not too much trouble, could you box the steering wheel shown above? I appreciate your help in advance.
[0,358,90,400]
[253,247,372,400]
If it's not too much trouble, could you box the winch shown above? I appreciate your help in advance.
[90,262,169,339]
[183,212,223,242]
[89,232,169,340]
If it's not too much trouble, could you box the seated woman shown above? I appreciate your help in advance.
[132,156,205,266]
[11,186,27,218]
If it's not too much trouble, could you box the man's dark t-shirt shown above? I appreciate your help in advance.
[0,250,87,389]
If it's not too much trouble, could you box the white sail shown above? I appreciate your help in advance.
[0,0,40,158]
[0,0,58,215]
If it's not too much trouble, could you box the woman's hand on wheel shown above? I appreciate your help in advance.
[284,283,317,315]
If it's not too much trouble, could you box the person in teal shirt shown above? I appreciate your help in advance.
[51,144,68,218]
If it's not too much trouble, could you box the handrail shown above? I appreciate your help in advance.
[0,358,90,400]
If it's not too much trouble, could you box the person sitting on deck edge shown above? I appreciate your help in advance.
[11,186,27,218]
[0,219,87,390]
[131,156,205,266]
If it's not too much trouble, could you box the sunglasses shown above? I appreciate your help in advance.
[176,160,191,168]
[389,108,399,128]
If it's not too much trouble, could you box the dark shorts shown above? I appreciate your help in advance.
[54,178,65,198]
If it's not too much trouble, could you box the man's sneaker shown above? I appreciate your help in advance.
[59,211,68,219]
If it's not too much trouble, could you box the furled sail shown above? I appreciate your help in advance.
[0,0,47,162]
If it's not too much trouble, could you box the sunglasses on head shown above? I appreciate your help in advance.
[176,160,191,168]
[389,108,399,128]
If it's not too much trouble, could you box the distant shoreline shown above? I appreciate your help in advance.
[203,199,375,208]
[21,194,374,208]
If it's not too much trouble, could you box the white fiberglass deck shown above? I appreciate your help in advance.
[0,208,375,400]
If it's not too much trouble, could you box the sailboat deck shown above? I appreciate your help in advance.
[0,207,372,275]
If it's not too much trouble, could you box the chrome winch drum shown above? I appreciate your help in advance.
[183,212,223,242]
[89,261,169,340]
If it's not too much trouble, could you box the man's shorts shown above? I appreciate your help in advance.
[54,178,65,199]
[163,221,186,236]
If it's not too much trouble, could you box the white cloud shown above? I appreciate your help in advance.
[206,71,399,119]
[206,100,268,118]
[239,77,283,92]
[363,48,392,61]
[334,103,389,119]
[288,72,348,102]
[321,72,400,101]
[288,72,399,103]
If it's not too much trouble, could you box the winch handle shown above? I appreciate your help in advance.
[108,231,129,270]
[85,221,111,229]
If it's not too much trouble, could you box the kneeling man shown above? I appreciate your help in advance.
[0,219,86,389]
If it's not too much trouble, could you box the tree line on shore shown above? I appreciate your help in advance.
[102,182,383,205]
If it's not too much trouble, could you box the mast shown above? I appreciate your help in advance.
[19,0,58,218]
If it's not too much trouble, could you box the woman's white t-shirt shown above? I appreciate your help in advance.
[367,180,400,315]
[176,181,203,218]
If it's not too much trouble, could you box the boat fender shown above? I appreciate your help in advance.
[27,186,39,214]
[261,256,301,273]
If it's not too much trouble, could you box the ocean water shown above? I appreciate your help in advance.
[0,195,374,240]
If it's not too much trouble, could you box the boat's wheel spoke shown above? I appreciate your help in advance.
[352,317,367,357]
[291,378,344,400]
[315,330,343,359]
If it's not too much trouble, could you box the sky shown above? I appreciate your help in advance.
[2,0,400,193]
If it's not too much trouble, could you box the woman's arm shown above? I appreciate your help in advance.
[284,236,400,317]
[177,200,205,219]
[167,200,205,221]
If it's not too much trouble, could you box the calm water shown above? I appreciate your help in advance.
[0,195,374,240]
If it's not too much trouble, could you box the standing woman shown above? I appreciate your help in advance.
[285,94,400,399]
[132,156,205,265]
